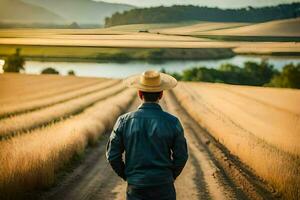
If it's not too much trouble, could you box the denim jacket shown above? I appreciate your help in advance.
[106,102,188,187]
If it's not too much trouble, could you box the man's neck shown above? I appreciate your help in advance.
[143,101,159,104]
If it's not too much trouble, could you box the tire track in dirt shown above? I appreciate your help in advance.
[163,91,238,200]
[161,98,210,200]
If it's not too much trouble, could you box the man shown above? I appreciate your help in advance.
[106,70,188,200]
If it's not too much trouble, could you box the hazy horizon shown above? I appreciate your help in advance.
[100,0,300,8]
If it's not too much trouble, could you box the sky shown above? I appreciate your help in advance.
[100,0,300,8]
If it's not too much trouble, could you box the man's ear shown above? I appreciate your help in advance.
[159,91,163,100]
[138,90,143,100]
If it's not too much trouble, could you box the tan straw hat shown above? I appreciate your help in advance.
[123,70,177,92]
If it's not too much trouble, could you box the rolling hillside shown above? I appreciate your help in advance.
[201,18,300,37]
[105,3,300,27]
[23,0,135,25]
[152,22,251,35]
[0,0,64,24]
[104,22,196,32]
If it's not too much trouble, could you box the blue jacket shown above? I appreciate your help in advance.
[106,102,188,187]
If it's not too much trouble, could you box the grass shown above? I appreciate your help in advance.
[173,82,300,199]
[0,44,235,61]
[0,74,136,199]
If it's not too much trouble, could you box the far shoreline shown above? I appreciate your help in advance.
[0,45,235,62]
[1,44,300,63]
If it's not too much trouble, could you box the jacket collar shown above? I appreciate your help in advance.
[138,102,162,111]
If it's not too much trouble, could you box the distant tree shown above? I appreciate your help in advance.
[104,17,110,28]
[218,63,241,73]
[3,48,25,73]
[169,72,182,81]
[180,67,217,82]
[68,70,76,76]
[218,63,243,84]
[160,68,184,80]
[267,63,300,88]
[69,22,80,29]
[182,67,200,81]
[243,60,277,85]
[160,68,167,73]
[41,67,59,75]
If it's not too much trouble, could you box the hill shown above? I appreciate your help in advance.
[0,0,64,24]
[105,3,300,27]
[152,22,251,35]
[104,22,195,32]
[201,18,300,37]
[23,0,135,25]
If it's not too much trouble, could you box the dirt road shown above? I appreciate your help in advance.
[40,92,276,200]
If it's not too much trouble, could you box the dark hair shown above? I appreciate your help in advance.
[141,91,162,102]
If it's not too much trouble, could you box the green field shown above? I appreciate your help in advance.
[0,45,235,61]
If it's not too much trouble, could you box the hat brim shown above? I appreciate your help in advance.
[123,72,177,92]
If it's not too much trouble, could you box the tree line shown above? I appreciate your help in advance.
[105,3,300,27]
[165,61,300,89]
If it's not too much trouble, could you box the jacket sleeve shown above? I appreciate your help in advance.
[172,118,188,180]
[106,116,126,181]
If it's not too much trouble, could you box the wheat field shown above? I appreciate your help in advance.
[152,22,250,35]
[0,73,136,199]
[1,73,299,199]
[173,82,300,199]
[200,18,300,37]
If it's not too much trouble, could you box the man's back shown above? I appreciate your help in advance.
[106,70,188,200]
[106,102,188,186]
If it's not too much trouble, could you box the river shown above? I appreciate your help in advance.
[0,55,300,78]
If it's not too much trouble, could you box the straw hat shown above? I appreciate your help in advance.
[123,70,177,92]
